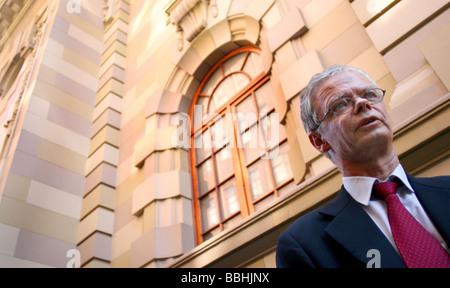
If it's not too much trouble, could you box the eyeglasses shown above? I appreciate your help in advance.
[312,88,386,131]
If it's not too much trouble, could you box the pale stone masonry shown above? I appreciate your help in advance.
[0,0,448,268]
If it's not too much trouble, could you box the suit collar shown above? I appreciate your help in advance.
[318,187,405,267]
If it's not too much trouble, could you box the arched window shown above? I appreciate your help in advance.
[190,47,295,243]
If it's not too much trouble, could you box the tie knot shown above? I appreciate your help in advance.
[373,181,399,200]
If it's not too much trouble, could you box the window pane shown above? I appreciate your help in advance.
[210,117,229,151]
[260,114,286,150]
[211,83,229,109]
[210,74,249,112]
[242,52,264,79]
[201,68,222,96]
[193,96,210,126]
[248,159,274,201]
[269,142,293,187]
[236,96,257,132]
[208,97,217,114]
[241,124,264,164]
[222,53,246,75]
[255,81,275,115]
[194,130,212,164]
[200,192,219,231]
[214,147,234,183]
[197,158,215,196]
[219,178,240,219]
[231,73,250,93]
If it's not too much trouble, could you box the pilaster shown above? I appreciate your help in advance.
[78,0,129,268]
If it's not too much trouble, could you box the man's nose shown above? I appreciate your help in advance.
[353,96,372,114]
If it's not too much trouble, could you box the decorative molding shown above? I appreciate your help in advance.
[3,5,48,137]
[165,0,217,51]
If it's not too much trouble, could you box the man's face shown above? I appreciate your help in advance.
[309,71,393,164]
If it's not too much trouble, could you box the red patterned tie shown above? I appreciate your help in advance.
[373,181,450,268]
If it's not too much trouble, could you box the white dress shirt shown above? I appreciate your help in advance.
[342,164,448,253]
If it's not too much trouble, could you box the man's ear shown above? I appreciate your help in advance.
[308,132,331,153]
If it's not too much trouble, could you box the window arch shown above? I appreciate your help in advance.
[190,47,295,243]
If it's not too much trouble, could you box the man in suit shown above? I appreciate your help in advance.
[276,65,450,268]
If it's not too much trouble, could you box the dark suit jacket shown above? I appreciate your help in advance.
[276,175,450,268]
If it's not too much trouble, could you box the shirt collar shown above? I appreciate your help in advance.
[342,164,414,206]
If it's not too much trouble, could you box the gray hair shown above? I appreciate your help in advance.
[300,65,377,134]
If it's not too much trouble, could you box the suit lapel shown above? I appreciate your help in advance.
[319,188,405,268]
[408,175,450,245]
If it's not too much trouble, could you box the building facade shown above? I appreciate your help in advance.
[0,0,448,268]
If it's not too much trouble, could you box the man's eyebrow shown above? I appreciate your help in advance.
[327,86,377,100]
[323,87,376,109]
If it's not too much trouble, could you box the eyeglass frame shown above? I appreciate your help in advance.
[311,87,386,132]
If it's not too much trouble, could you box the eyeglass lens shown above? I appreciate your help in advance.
[330,88,384,115]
